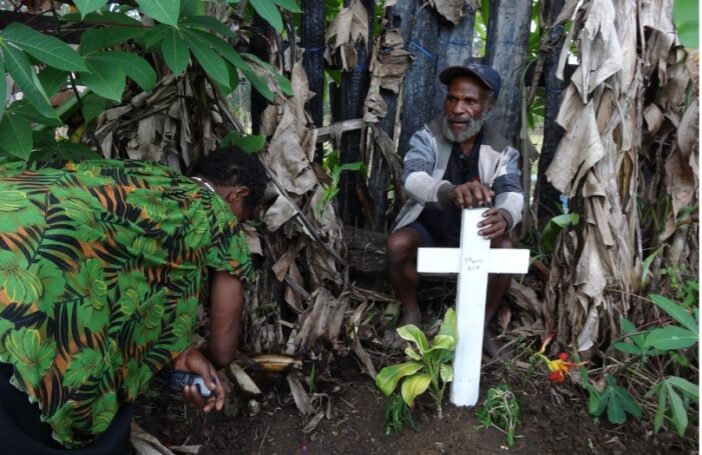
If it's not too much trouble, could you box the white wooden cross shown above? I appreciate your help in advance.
[416,208,530,406]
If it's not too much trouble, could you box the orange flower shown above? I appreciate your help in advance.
[534,336,586,384]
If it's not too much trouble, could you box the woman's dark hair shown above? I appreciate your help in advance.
[189,146,268,208]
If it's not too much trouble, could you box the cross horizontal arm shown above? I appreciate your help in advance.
[417,248,530,274]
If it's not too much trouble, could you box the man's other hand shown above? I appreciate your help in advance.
[449,181,494,208]
[477,207,508,239]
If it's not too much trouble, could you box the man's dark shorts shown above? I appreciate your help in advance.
[406,221,459,248]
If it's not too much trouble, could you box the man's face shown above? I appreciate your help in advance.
[442,75,492,142]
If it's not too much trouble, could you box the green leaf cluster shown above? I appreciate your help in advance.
[0,0,296,161]
[375,308,456,414]
[382,393,418,435]
[474,384,520,447]
[600,294,698,435]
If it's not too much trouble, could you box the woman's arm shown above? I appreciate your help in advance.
[208,270,245,368]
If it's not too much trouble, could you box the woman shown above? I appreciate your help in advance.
[0,146,267,452]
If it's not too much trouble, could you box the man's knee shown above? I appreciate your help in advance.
[490,233,512,249]
[386,229,420,262]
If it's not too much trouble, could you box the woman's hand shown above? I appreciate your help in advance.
[172,347,226,413]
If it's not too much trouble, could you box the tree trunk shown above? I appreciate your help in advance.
[301,0,326,162]
[485,0,534,143]
[432,4,476,118]
[535,0,566,229]
[338,0,373,226]
[397,1,440,157]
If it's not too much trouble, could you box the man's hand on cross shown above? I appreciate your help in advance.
[449,181,494,209]
[477,207,508,239]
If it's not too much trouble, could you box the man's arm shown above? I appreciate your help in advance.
[491,146,524,231]
[208,270,245,368]
[401,128,455,209]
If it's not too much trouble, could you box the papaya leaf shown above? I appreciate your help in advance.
[2,43,58,119]
[401,373,431,407]
[375,361,424,397]
[250,0,284,32]
[0,113,32,159]
[136,0,181,27]
[161,28,190,75]
[2,23,87,72]
[73,0,109,18]
[81,59,126,101]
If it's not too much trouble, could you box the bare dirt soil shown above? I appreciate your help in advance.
[133,354,692,455]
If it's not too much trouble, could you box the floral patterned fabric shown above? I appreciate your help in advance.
[0,159,251,448]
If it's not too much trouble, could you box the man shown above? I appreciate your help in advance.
[386,64,524,355]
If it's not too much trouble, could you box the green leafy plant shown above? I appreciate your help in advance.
[540,213,580,255]
[375,308,456,418]
[383,393,418,435]
[474,384,520,447]
[582,374,642,425]
[315,149,364,215]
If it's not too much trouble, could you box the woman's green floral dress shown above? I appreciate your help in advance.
[0,159,252,448]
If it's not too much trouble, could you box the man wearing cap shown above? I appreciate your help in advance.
[386,64,524,356]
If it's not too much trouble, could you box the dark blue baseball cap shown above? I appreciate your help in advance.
[439,64,501,96]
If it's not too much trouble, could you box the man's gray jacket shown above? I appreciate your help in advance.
[393,118,524,232]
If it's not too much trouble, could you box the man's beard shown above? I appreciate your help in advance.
[441,110,491,143]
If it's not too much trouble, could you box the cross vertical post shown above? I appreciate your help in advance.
[416,208,530,406]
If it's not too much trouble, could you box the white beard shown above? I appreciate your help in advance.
[441,110,491,143]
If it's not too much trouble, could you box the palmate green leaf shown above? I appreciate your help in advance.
[644,326,698,350]
[249,0,284,32]
[81,59,126,101]
[79,26,148,55]
[272,0,302,13]
[2,23,87,72]
[613,341,644,355]
[74,0,109,17]
[161,28,190,75]
[650,294,698,335]
[8,100,63,127]
[667,376,699,401]
[37,66,68,98]
[653,382,666,432]
[0,113,33,159]
[88,52,157,91]
[375,361,423,397]
[401,373,431,407]
[144,24,172,50]
[182,29,230,88]
[2,43,58,119]
[397,324,430,354]
[666,385,688,436]
[598,383,642,425]
[136,0,181,26]
[62,10,143,27]
[181,15,235,37]
[240,65,274,101]
[81,93,107,123]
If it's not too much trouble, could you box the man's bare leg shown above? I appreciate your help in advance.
[386,228,423,328]
[483,233,513,357]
